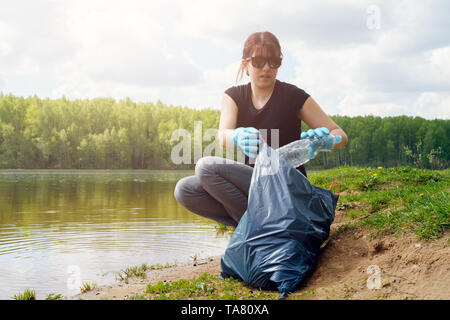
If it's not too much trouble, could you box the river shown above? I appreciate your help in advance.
[0,170,231,300]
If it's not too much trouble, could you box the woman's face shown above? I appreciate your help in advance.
[243,50,280,88]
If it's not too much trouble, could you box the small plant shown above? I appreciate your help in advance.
[299,288,317,296]
[368,193,390,213]
[358,175,379,191]
[404,141,426,169]
[13,289,36,300]
[45,293,64,300]
[336,202,354,211]
[427,147,448,170]
[214,223,235,236]
[343,283,356,298]
[125,294,148,300]
[117,264,149,281]
[80,281,97,293]
[117,262,176,282]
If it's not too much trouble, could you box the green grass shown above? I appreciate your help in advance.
[45,293,64,300]
[13,289,64,300]
[117,264,149,281]
[117,262,176,282]
[142,273,279,300]
[80,281,98,293]
[309,166,449,239]
[13,289,36,300]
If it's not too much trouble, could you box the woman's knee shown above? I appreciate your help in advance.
[173,176,191,206]
[195,156,224,179]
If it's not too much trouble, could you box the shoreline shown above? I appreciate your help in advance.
[71,228,450,300]
[71,255,222,300]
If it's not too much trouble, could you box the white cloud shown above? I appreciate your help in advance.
[412,92,450,120]
[1,0,449,119]
[179,60,245,109]
[173,0,376,51]
[285,1,450,119]
[429,46,450,79]
[0,1,73,75]
[0,20,14,56]
[377,1,450,56]
[62,1,202,87]
[336,89,412,117]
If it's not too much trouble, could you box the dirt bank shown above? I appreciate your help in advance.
[304,228,449,299]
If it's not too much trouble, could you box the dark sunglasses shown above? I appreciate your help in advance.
[245,56,282,69]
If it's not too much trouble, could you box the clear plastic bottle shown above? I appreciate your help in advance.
[277,135,337,167]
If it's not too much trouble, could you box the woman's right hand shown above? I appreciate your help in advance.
[229,127,261,158]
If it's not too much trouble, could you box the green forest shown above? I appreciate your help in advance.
[0,93,448,170]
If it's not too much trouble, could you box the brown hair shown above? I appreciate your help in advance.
[235,31,283,83]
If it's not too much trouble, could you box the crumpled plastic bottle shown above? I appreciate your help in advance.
[277,134,338,168]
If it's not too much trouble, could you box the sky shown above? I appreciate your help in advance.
[0,0,449,119]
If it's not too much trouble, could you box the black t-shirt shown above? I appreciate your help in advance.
[224,79,310,177]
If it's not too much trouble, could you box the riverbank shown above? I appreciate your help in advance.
[72,166,449,300]
[72,226,449,300]
[71,256,223,300]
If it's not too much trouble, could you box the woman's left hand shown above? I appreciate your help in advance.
[301,127,331,140]
[300,127,342,158]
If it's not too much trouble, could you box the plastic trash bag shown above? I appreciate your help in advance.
[220,142,339,295]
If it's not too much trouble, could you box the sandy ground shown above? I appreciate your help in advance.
[72,217,450,300]
[71,256,222,300]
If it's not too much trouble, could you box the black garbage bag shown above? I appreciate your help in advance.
[220,142,339,295]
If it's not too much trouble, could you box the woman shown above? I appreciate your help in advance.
[174,31,347,227]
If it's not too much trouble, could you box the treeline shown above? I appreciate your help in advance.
[0,93,448,170]
[307,115,449,170]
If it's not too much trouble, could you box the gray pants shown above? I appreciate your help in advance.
[174,156,253,227]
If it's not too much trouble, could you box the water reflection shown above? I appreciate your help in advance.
[0,170,230,299]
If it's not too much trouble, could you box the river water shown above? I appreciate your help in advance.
[0,170,231,300]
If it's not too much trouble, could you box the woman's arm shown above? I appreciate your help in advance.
[298,97,348,149]
[218,93,239,148]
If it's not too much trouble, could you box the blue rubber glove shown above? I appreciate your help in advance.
[230,127,261,158]
[300,127,342,159]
